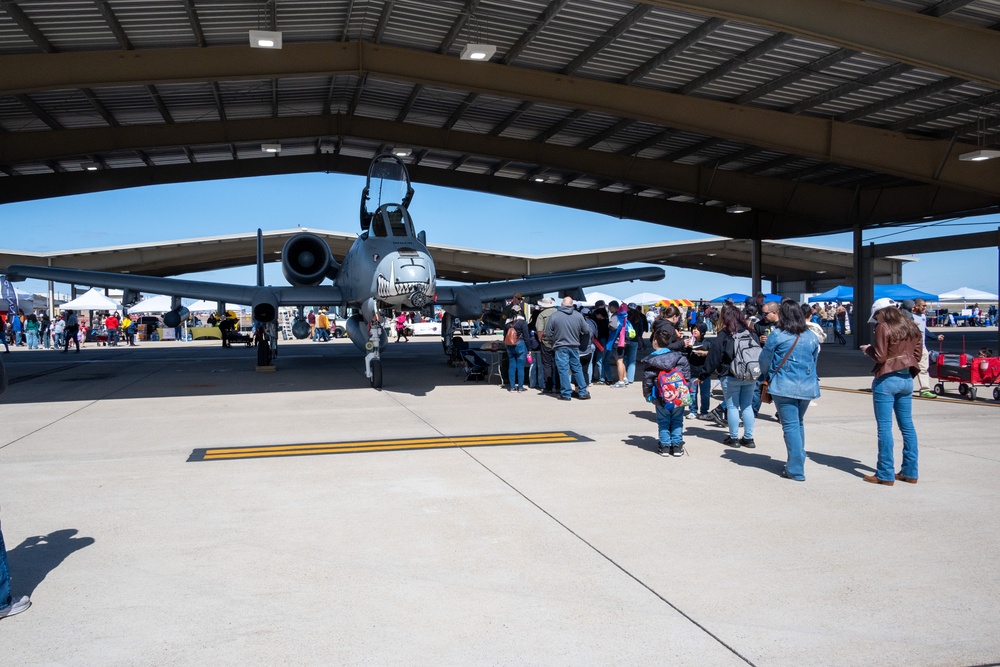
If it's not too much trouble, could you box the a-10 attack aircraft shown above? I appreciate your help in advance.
[4,155,664,388]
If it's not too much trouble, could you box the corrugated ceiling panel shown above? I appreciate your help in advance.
[109,1,198,49]
[15,1,119,52]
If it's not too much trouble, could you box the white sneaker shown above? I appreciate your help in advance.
[0,595,31,619]
[611,381,628,388]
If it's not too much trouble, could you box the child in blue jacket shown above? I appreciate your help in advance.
[642,328,692,456]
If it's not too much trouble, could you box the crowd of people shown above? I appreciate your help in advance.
[0,309,141,352]
[496,291,926,486]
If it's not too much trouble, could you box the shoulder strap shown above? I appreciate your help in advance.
[773,334,800,375]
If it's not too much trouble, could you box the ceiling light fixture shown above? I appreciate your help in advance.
[460,44,496,61]
[80,161,100,171]
[958,149,1000,162]
[726,205,751,214]
[261,143,281,153]
[532,176,547,183]
[392,147,412,157]
[249,29,282,49]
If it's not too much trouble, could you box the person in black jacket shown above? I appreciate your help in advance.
[624,303,648,383]
[684,322,711,419]
[700,304,762,448]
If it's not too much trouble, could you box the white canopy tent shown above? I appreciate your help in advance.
[128,294,192,314]
[187,300,248,313]
[624,292,668,306]
[579,291,618,307]
[937,287,998,303]
[58,288,122,312]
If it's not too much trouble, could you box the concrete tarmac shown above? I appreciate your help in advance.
[1,329,998,666]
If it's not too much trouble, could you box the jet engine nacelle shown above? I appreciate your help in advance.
[291,317,311,339]
[252,293,279,324]
[163,307,189,328]
[281,232,340,286]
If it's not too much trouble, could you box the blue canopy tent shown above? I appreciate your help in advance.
[874,284,938,301]
[710,292,783,303]
[808,285,854,302]
[808,284,938,303]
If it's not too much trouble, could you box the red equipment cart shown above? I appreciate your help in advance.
[930,347,1000,401]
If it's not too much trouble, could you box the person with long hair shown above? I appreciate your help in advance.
[860,299,922,486]
[760,300,821,481]
[701,303,761,447]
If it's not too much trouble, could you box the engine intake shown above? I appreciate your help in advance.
[281,232,340,286]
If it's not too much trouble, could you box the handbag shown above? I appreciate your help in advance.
[761,334,799,404]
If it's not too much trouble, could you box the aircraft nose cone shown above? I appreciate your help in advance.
[394,261,429,283]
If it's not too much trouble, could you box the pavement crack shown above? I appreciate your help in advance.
[459,447,758,667]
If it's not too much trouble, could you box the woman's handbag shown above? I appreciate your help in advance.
[761,334,799,404]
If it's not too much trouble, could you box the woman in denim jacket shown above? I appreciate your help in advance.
[759,300,821,481]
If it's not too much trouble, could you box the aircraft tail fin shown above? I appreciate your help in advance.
[256,228,265,287]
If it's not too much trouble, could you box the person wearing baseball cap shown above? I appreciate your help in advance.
[859,297,922,486]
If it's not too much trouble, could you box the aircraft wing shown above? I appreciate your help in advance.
[2,265,344,308]
[435,266,665,318]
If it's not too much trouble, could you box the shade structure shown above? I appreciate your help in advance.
[937,287,998,302]
[709,292,783,303]
[808,285,854,302]
[624,292,667,306]
[808,284,939,303]
[710,292,750,303]
[58,287,122,312]
[655,299,694,308]
[579,291,618,307]
[874,284,938,302]
[188,300,249,313]
[129,294,184,314]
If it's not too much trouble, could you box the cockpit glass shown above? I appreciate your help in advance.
[366,158,409,214]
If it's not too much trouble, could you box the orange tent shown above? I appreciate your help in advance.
[655,299,694,308]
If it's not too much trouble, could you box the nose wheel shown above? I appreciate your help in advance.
[370,359,382,389]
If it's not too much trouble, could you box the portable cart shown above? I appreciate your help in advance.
[930,349,1000,401]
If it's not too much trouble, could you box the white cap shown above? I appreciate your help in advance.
[868,297,897,323]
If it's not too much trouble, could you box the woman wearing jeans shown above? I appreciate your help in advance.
[760,300,821,481]
[860,299,922,486]
[701,304,759,448]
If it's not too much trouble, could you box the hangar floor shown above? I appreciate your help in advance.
[0,332,998,666]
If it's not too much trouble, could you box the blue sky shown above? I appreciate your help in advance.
[2,170,998,303]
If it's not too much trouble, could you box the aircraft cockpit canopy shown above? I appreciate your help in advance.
[361,154,414,230]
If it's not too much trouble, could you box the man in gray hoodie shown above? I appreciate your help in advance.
[544,297,592,401]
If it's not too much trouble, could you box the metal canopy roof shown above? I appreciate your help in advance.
[1,0,999,240]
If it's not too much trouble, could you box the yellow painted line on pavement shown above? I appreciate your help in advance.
[188,431,590,462]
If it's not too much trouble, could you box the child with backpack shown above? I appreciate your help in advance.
[642,328,693,457]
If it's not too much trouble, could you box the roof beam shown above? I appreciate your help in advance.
[1,113,995,231]
[4,41,995,196]
[638,0,1000,88]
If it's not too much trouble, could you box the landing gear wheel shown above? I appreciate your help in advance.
[958,383,969,396]
[993,387,999,401]
[969,386,977,401]
[370,359,382,389]
[933,383,944,396]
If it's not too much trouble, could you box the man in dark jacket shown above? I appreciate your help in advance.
[544,297,592,401]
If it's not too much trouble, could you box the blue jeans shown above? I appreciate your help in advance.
[554,347,588,399]
[723,378,756,439]
[0,522,10,607]
[625,341,639,382]
[690,378,712,415]
[506,340,527,390]
[773,396,810,480]
[655,403,684,445]
[872,370,919,481]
